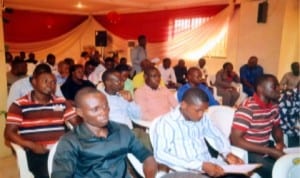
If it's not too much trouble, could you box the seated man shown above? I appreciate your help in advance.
[158,57,177,89]
[153,88,245,178]
[177,67,219,105]
[100,69,141,129]
[215,62,240,107]
[239,56,264,97]
[279,81,300,147]
[230,74,285,178]
[280,62,300,90]
[61,64,95,101]
[133,59,165,90]
[134,66,178,121]
[51,87,157,178]
[7,63,64,109]
[5,67,77,178]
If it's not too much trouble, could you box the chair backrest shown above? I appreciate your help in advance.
[10,142,34,178]
[47,142,58,176]
[206,105,236,138]
[272,153,300,178]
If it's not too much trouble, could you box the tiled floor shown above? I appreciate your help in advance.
[0,154,19,178]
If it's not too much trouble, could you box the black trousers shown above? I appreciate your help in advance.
[248,152,275,178]
[25,150,49,178]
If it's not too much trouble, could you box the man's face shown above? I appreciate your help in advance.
[58,63,70,78]
[73,67,84,80]
[262,77,280,101]
[84,64,95,76]
[180,101,208,122]
[292,63,300,76]
[187,69,202,85]
[32,73,56,96]
[163,59,171,69]
[145,69,161,90]
[105,72,124,93]
[77,93,110,129]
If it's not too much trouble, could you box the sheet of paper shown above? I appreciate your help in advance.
[284,147,300,154]
[221,164,262,174]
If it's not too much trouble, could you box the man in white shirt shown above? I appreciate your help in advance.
[158,57,177,88]
[153,88,245,178]
[99,69,141,129]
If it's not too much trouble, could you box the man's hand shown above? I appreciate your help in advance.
[268,148,285,159]
[225,153,244,165]
[30,142,48,154]
[275,142,285,151]
[202,162,225,177]
[118,90,133,102]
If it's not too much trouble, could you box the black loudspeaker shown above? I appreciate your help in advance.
[257,1,268,23]
[95,31,107,47]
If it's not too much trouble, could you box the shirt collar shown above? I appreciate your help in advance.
[76,122,115,140]
[253,93,273,109]
[28,91,56,104]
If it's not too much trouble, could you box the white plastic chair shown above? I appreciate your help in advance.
[207,74,223,104]
[10,142,34,178]
[206,105,261,178]
[47,142,58,177]
[272,153,300,178]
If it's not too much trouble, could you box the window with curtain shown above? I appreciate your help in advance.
[172,17,227,58]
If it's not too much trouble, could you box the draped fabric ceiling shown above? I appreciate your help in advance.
[4,2,236,61]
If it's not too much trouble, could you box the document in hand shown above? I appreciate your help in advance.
[221,164,262,175]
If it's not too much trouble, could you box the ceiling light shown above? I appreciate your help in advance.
[76,2,83,9]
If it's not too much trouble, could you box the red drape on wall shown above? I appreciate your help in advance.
[4,10,88,43]
[93,5,227,43]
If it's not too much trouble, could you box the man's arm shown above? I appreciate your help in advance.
[4,124,48,154]
[230,129,284,159]
[51,136,77,178]
[143,156,158,178]
[272,124,284,151]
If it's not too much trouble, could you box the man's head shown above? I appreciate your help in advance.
[186,67,202,86]
[144,66,161,90]
[31,63,56,96]
[138,35,146,48]
[180,88,209,122]
[291,62,299,76]
[223,62,233,74]
[102,69,124,94]
[115,65,131,82]
[140,59,154,71]
[11,59,27,76]
[104,57,115,70]
[46,53,56,66]
[162,58,171,69]
[70,64,84,80]
[178,59,185,68]
[57,60,70,78]
[75,87,110,128]
[247,56,258,68]
[198,58,206,68]
[255,74,280,101]
[84,60,97,77]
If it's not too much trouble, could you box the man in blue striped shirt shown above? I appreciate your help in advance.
[153,88,245,178]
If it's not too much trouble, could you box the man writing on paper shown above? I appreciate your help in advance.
[153,88,248,178]
[230,74,285,178]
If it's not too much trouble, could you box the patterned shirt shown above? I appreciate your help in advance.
[153,106,231,172]
[6,92,76,146]
[279,88,300,136]
[232,94,280,146]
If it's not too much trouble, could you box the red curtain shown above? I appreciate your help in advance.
[4,10,87,43]
[94,5,227,43]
